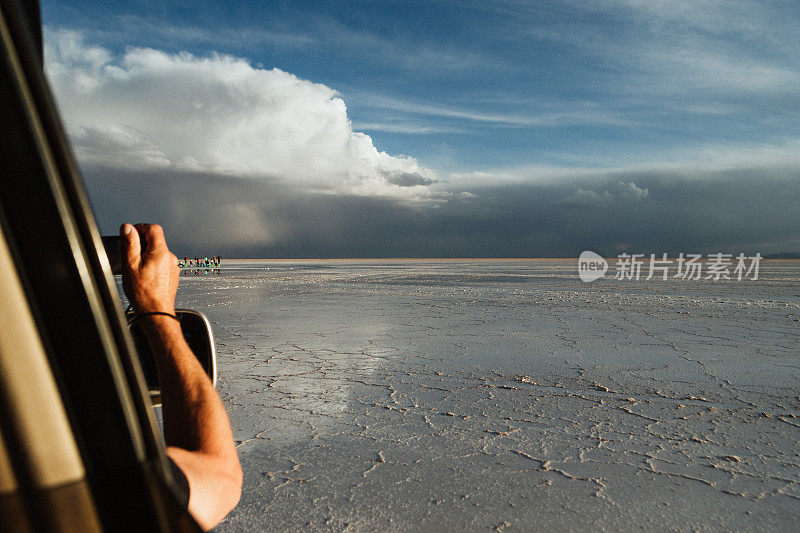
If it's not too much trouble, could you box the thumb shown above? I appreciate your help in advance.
[120,223,141,271]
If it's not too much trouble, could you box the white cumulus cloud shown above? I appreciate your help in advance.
[617,181,649,200]
[44,30,436,196]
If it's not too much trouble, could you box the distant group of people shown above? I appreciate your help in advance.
[178,255,223,276]
[179,255,222,268]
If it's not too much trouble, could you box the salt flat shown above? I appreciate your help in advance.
[172,259,800,531]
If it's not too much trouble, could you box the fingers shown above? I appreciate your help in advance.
[122,222,172,270]
[134,223,168,257]
[120,223,141,271]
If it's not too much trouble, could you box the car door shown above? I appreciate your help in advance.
[0,0,199,530]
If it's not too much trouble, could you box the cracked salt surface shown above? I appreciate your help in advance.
[173,259,800,531]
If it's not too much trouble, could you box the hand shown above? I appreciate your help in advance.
[120,223,179,315]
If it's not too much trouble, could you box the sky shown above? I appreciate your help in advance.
[40,0,800,257]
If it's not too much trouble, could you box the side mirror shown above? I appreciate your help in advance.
[127,309,217,405]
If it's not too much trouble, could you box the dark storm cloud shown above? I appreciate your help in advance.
[383,171,435,187]
[83,166,800,258]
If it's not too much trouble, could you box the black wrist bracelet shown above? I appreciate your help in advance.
[128,311,179,325]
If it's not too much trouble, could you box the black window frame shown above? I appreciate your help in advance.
[0,0,198,529]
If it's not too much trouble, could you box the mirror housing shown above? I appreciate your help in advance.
[126,309,217,405]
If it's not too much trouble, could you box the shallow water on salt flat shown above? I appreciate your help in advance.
[172,259,800,531]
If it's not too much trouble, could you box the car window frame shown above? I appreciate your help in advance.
[0,0,199,529]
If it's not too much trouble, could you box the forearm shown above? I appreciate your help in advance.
[143,315,242,528]
[142,315,234,456]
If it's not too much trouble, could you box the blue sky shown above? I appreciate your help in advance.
[42,0,800,173]
[39,1,800,257]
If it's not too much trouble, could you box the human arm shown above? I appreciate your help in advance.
[120,223,242,530]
